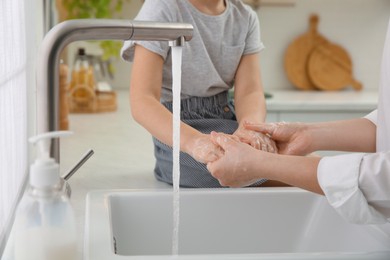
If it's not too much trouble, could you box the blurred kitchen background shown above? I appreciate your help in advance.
[57,0,389,93]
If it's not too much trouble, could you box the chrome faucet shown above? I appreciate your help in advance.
[36,19,193,161]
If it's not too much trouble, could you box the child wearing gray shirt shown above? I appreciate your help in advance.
[122,0,275,187]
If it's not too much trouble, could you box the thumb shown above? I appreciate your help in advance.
[206,161,215,174]
[244,122,276,136]
[210,132,235,151]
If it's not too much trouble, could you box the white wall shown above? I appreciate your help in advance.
[90,0,390,92]
[258,0,390,91]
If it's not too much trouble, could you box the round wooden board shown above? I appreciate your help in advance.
[284,15,328,90]
[308,42,363,91]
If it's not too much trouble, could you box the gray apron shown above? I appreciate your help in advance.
[153,91,267,188]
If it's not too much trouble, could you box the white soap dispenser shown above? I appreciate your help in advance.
[13,131,78,260]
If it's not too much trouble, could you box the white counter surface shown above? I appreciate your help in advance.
[266,89,378,112]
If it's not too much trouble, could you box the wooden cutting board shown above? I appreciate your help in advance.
[308,42,363,91]
[284,15,328,90]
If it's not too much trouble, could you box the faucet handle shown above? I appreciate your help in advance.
[60,149,94,198]
[62,149,94,180]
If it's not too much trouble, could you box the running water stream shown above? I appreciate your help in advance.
[171,45,182,256]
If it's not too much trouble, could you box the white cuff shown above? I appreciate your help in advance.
[318,154,388,224]
[364,110,378,126]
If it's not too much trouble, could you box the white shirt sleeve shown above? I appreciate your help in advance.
[364,109,378,126]
[318,17,390,226]
[318,153,390,224]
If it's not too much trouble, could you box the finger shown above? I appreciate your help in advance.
[266,142,278,153]
[209,131,221,145]
[215,145,224,157]
[206,162,215,175]
[237,136,252,145]
[263,135,277,153]
[248,135,260,150]
[208,147,224,162]
[230,135,241,142]
[232,129,249,143]
[206,161,220,179]
[245,122,276,136]
[210,132,236,150]
[204,152,217,163]
[250,132,266,150]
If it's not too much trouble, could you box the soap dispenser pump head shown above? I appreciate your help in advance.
[29,131,72,188]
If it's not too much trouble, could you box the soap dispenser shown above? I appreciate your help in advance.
[13,131,78,260]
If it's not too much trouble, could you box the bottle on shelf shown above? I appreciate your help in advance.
[69,48,96,98]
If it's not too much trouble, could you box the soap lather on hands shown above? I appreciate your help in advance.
[190,126,277,165]
[233,125,277,153]
[206,131,263,187]
[188,134,225,164]
[205,121,308,187]
[245,122,312,156]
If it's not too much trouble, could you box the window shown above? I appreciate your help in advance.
[0,0,29,254]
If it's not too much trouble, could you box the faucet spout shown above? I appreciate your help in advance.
[36,19,193,161]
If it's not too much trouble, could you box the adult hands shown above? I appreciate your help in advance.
[188,134,225,164]
[207,132,265,187]
[245,122,312,155]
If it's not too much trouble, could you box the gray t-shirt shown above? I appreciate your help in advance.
[121,0,264,102]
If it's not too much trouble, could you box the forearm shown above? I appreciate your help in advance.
[234,89,266,125]
[258,152,323,194]
[306,118,376,153]
[130,44,203,154]
[131,96,201,154]
[233,53,267,125]
[233,81,276,152]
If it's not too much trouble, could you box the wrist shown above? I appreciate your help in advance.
[181,132,205,155]
[238,117,264,127]
[303,123,321,154]
[254,151,278,180]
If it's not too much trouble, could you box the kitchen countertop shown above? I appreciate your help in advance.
[1,88,380,260]
[266,89,378,112]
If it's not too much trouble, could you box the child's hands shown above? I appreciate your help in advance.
[188,134,225,164]
[207,132,265,187]
[234,126,277,153]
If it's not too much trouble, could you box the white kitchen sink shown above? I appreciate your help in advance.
[84,188,390,260]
